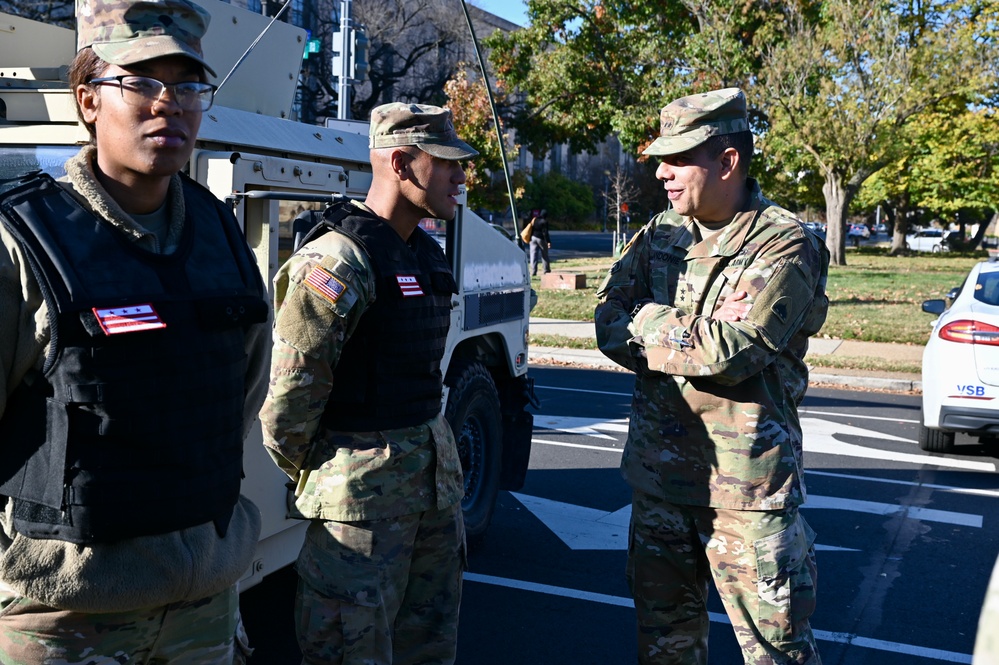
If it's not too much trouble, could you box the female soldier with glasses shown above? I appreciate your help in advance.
[0,0,270,661]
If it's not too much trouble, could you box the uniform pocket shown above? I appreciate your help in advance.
[753,512,818,643]
[295,521,380,607]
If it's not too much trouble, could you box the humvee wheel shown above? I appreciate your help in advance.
[445,360,502,542]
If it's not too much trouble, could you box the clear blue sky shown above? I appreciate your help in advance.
[471,0,528,27]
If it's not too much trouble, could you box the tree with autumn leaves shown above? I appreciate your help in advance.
[486,0,999,265]
[442,68,523,214]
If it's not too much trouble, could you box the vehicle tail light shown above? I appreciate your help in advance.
[938,320,999,345]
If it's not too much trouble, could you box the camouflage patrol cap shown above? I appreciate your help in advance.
[643,87,748,156]
[369,102,479,160]
[76,0,216,77]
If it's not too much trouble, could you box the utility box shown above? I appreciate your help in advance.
[541,272,587,290]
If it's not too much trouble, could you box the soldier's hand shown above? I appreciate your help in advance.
[714,290,751,322]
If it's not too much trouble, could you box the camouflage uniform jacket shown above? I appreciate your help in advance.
[259,201,463,522]
[0,146,268,612]
[595,179,829,510]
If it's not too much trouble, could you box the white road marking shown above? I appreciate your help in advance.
[801,408,920,425]
[530,414,997,472]
[802,417,996,472]
[535,384,631,397]
[805,495,982,528]
[464,573,972,663]
[808,470,999,499]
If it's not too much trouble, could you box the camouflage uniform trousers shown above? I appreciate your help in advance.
[627,491,820,664]
[294,503,465,665]
[0,585,251,664]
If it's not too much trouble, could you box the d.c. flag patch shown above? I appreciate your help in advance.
[93,304,167,335]
[305,265,347,305]
[396,275,424,297]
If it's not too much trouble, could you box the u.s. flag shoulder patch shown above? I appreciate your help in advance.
[304,265,347,305]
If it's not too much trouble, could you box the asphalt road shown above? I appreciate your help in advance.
[241,364,999,664]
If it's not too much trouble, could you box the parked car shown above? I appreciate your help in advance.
[802,221,826,239]
[919,258,999,452]
[847,224,871,239]
[906,228,958,253]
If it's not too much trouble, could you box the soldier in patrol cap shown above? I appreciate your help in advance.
[260,102,477,664]
[0,0,269,661]
[595,87,829,663]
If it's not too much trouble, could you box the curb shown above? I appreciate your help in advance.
[529,348,922,394]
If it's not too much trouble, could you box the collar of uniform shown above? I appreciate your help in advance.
[682,178,763,259]
[63,145,186,254]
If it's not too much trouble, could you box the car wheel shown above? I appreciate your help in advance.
[918,424,955,453]
[932,244,942,253]
[444,360,502,543]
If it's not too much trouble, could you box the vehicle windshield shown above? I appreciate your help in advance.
[0,146,77,181]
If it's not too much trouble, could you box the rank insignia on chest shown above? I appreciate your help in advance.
[677,283,690,304]
[305,265,347,305]
[396,274,424,297]
[92,304,167,335]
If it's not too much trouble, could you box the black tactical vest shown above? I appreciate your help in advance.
[0,173,267,544]
[308,204,456,432]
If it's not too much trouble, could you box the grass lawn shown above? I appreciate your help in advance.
[530,247,986,346]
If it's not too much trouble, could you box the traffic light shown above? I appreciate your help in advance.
[351,28,368,83]
[331,27,368,82]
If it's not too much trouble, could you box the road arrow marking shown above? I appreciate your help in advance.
[510,492,628,550]
[509,493,863,552]
[532,414,628,440]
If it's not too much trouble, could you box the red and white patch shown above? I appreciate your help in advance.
[93,304,167,335]
[396,275,424,297]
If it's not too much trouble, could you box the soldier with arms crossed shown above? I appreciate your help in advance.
[595,88,829,664]
[259,103,477,665]
[0,0,269,661]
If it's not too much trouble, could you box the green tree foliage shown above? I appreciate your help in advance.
[488,0,998,266]
[858,95,999,252]
[759,0,997,265]
[522,171,595,226]
[486,1,806,155]
[485,1,694,156]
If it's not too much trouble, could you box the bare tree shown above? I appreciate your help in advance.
[304,0,469,122]
[0,0,74,27]
[603,164,640,246]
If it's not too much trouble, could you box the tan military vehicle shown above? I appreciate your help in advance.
[0,0,535,589]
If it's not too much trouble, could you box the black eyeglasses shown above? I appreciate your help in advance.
[89,75,216,112]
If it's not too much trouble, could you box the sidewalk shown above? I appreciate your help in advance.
[529,318,923,393]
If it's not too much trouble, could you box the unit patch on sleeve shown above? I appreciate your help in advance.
[396,274,425,297]
[305,265,348,305]
[93,304,167,335]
